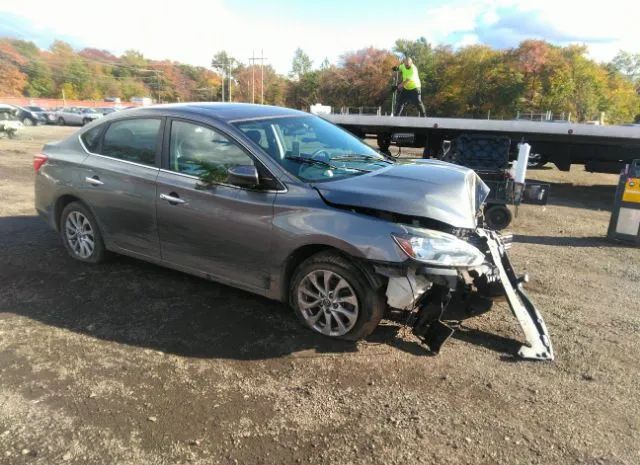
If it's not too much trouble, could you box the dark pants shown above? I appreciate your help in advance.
[394,88,426,117]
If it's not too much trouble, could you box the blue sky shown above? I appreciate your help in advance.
[0,0,638,73]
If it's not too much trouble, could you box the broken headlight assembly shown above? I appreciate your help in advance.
[391,230,485,267]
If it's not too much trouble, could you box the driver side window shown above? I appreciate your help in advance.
[169,120,254,185]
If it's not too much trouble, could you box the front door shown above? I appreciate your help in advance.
[156,119,276,291]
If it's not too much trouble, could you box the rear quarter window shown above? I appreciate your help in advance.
[80,125,104,153]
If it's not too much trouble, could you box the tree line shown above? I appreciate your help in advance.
[1,37,639,123]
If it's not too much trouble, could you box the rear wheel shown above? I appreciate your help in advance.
[290,251,385,341]
[57,117,65,126]
[82,118,90,126]
[60,202,106,263]
[484,204,513,230]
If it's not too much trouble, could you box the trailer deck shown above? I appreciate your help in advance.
[323,114,640,172]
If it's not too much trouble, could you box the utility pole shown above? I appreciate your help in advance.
[212,62,232,102]
[249,50,267,104]
[155,70,161,103]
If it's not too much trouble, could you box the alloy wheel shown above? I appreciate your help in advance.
[297,269,359,337]
[65,211,95,259]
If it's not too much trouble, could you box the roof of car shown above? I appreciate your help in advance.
[123,102,307,123]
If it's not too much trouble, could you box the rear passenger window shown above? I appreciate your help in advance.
[80,125,103,152]
[101,119,161,166]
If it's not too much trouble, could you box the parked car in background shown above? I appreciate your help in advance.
[95,107,118,116]
[54,107,103,126]
[32,103,554,361]
[24,105,57,124]
[3,104,49,126]
[0,104,23,137]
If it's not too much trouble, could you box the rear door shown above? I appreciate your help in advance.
[156,118,277,291]
[80,117,163,258]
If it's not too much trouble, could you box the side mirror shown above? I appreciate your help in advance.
[227,165,259,188]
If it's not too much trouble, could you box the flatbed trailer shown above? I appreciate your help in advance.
[322,114,640,172]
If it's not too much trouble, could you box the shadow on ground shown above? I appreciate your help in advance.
[541,181,616,212]
[1,215,523,361]
[514,234,616,248]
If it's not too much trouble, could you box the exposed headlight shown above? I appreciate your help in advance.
[392,230,486,267]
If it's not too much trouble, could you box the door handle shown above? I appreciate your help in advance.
[159,193,186,204]
[85,176,103,186]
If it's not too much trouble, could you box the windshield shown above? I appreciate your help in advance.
[233,115,391,182]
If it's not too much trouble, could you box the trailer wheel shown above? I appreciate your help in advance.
[376,134,391,156]
[527,153,548,169]
[484,205,512,230]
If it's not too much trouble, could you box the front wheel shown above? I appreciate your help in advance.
[57,117,65,126]
[22,118,34,126]
[290,251,385,341]
[60,202,106,263]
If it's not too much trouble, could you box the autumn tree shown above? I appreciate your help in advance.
[0,40,27,96]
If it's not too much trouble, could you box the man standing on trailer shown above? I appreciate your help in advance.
[393,57,426,117]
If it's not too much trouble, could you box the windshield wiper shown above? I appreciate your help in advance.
[331,154,394,163]
[285,156,371,172]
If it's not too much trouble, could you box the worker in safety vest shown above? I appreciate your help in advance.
[393,57,426,117]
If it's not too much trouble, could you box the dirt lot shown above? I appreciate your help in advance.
[0,126,638,465]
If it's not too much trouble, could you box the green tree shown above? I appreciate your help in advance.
[24,60,54,97]
[611,51,640,86]
[289,48,313,80]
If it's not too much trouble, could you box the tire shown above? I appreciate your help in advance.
[22,117,34,126]
[82,118,90,126]
[289,251,385,341]
[527,153,548,169]
[484,205,513,230]
[57,117,65,126]
[60,202,106,263]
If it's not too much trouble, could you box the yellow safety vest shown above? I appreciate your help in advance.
[399,63,421,90]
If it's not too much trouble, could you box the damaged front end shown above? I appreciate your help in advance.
[378,228,554,361]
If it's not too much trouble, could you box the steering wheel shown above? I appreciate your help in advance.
[310,148,331,161]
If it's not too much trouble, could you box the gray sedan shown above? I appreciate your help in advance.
[55,107,103,126]
[34,103,553,360]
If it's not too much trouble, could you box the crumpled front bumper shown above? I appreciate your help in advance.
[381,229,554,361]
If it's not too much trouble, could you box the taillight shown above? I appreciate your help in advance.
[33,154,48,172]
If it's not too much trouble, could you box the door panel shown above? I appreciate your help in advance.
[82,156,160,257]
[156,172,276,289]
[156,119,277,290]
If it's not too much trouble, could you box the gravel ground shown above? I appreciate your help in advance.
[0,126,638,465]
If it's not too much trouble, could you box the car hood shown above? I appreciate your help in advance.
[314,159,490,229]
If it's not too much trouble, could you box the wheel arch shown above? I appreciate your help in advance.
[279,243,384,302]
[53,194,98,232]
